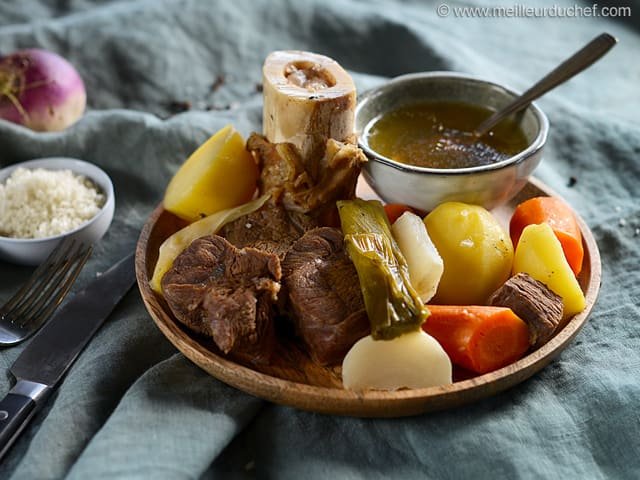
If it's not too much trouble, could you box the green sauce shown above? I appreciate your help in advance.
[366,102,529,169]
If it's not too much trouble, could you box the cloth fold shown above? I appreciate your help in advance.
[0,0,638,478]
[66,354,263,480]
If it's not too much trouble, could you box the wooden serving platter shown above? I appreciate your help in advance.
[135,177,601,417]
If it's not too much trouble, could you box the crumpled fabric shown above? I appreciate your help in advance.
[0,0,639,478]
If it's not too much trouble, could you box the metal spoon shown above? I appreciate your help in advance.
[473,32,617,139]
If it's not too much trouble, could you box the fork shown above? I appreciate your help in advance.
[0,239,93,346]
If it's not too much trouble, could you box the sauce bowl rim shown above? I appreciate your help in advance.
[356,71,549,175]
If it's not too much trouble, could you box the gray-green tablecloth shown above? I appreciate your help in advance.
[1,1,639,478]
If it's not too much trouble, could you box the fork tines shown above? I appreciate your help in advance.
[0,238,93,344]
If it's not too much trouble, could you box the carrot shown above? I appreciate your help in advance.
[423,305,530,374]
[384,204,416,224]
[510,196,584,275]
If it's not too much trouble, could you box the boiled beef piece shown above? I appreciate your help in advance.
[247,133,366,219]
[488,272,564,348]
[220,203,317,259]
[282,227,369,365]
[161,235,281,365]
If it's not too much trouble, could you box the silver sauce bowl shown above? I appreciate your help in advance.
[355,72,549,211]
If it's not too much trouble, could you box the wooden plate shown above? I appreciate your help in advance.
[135,177,601,417]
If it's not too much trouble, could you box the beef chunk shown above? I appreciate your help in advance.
[162,235,281,365]
[220,203,317,258]
[282,227,369,365]
[488,273,563,348]
[247,133,366,220]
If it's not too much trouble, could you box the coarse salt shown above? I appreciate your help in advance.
[0,167,105,239]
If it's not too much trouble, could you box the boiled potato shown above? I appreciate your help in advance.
[513,223,586,318]
[342,330,452,391]
[424,202,513,305]
[164,125,259,222]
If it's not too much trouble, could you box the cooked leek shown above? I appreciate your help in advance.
[337,199,428,340]
[150,194,270,293]
[391,211,443,303]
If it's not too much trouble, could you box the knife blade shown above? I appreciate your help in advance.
[0,252,136,460]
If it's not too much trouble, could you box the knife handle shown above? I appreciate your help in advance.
[0,380,49,460]
[0,394,35,449]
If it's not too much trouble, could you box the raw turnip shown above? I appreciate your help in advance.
[342,330,452,391]
[392,211,444,303]
[0,48,86,131]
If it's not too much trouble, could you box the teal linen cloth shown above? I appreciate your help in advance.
[0,1,639,478]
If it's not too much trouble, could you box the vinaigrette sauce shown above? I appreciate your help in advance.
[366,102,529,169]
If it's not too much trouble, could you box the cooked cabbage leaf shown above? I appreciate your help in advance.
[150,194,270,293]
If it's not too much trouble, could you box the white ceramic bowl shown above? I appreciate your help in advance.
[0,157,115,265]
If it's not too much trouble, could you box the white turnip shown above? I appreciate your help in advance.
[0,48,86,131]
[342,330,452,391]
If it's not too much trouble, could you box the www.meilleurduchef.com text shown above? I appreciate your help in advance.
[436,3,632,18]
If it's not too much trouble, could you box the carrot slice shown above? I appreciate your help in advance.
[384,204,416,224]
[510,196,584,275]
[423,305,530,374]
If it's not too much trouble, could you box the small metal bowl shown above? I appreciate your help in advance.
[355,72,549,211]
[0,157,115,265]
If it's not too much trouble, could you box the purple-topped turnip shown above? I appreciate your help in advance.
[0,48,86,131]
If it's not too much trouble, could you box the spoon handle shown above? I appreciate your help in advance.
[474,32,617,138]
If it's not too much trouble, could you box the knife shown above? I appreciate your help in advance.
[0,252,136,460]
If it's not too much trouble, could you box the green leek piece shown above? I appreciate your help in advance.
[337,199,428,340]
